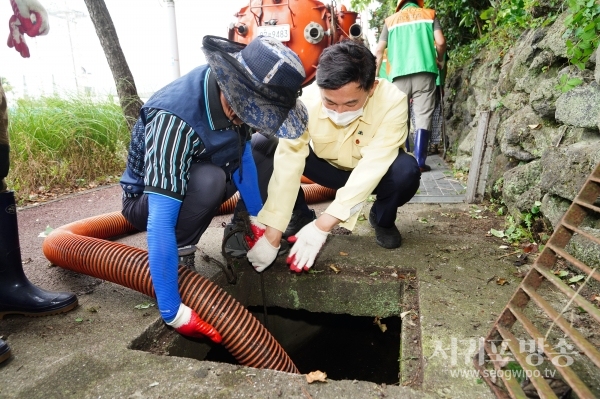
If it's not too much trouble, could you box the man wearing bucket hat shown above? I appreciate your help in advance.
[119,35,307,341]
[243,39,421,273]
[374,0,446,173]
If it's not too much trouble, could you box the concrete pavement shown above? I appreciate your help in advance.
[0,184,520,398]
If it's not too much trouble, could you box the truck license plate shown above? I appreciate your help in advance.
[256,24,291,42]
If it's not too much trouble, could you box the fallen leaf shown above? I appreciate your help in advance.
[306,370,327,383]
[528,124,541,129]
[592,295,600,303]
[554,270,569,277]
[489,228,505,238]
[496,278,509,286]
[568,275,585,283]
[400,310,413,319]
[329,264,341,274]
[339,251,348,256]
[373,316,387,333]
[398,274,407,280]
[522,243,538,254]
[38,225,54,238]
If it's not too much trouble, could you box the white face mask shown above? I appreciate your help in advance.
[322,104,364,127]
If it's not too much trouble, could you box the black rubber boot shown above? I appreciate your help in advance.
[0,191,78,319]
[283,209,316,238]
[369,208,402,249]
[177,245,196,271]
[0,338,10,364]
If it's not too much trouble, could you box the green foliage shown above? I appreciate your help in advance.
[7,96,130,203]
[351,0,396,40]
[431,0,491,51]
[480,0,531,32]
[490,201,543,244]
[522,200,541,230]
[564,0,600,70]
[1,76,12,93]
[505,361,526,384]
[556,73,584,92]
[491,215,533,243]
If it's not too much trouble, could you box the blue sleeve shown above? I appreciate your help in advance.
[232,141,263,216]
[147,193,182,322]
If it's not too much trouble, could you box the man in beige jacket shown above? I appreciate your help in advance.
[243,39,421,273]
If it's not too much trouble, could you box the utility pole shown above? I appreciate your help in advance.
[49,2,87,94]
[165,0,181,80]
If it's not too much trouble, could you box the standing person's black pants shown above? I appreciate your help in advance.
[249,133,421,229]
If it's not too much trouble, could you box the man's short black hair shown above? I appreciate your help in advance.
[316,39,376,91]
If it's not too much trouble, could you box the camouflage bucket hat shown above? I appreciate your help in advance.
[202,35,308,139]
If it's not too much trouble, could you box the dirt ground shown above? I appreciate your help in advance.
[4,182,599,398]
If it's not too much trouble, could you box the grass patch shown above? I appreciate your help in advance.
[6,96,130,204]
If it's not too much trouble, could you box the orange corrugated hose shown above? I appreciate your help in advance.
[43,183,335,373]
[217,183,334,214]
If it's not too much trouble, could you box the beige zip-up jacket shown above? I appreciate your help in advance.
[257,78,408,231]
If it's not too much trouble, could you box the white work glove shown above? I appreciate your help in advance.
[247,234,280,273]
[13,0,50,35]
[286,221,329,273]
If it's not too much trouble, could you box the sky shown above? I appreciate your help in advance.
[0,0,375,102]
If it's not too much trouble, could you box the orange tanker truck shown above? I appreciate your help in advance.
[228,0,363,86]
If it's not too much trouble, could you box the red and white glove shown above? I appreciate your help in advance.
[13,0,49,35]
[247,235,280,272]
[7,0,49,58]
[287,221,329,273]
[7,14,29,57]
[244,216,265,249]
[166,303,222,344]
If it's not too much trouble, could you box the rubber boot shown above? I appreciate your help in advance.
[0,191,78,319]
[0,338,10,364]
[413,128,431,172]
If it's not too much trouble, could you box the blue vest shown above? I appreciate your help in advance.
[142,65,241,168]
[120,65,243,196]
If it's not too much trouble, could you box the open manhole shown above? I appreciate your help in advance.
[130,265,422,386]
